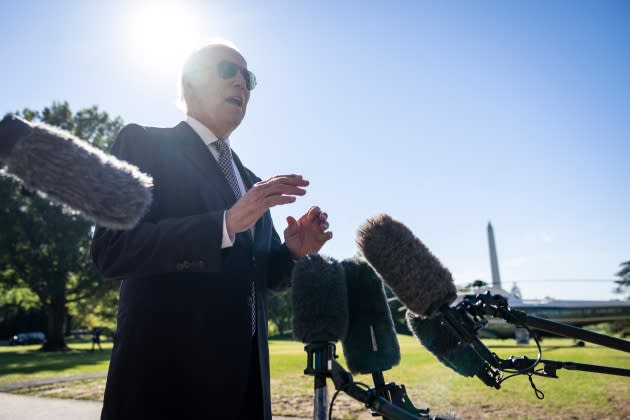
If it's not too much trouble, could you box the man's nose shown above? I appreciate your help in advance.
[231,70,247,89]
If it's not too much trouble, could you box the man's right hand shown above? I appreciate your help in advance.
[225,174,308,235]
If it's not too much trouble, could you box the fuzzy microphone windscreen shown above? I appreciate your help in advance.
[356,214,457,317]
[406,310,486,378]
[1,115,153,230]
[341,257,400,374]
[291,254,348,343]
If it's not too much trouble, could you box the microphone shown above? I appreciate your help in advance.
[0,114,153,230]
[291,254,348,420]
[406,310,490,379]
[291,254,348,343]
[356,214,457,317]
[292,254,462,419]
[357,214,502,388]
[340,257,400,374]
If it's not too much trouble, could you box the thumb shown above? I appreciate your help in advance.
[285,216,298,232]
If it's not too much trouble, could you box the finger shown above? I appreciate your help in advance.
[259,183,307,198]
[320,221,329,231]
[308,205,321,215]
[271,175,310,186]
[275,174,304,179]
[262,195,298,208]
[304,205,321,221]
[254,175,309,188]
[319,231,333,242]
[285,216,298,234]
[319,212,328,222]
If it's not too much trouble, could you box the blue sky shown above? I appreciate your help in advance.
[2,0,629,300]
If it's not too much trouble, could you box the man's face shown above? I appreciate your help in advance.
[188,46,251,138]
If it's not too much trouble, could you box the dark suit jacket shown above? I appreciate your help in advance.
[91,122,294,420]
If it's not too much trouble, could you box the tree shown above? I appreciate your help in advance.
[0,280,46,339]
[608,260,630,337]
[383,286,411,335]
[0,101,123,351]
[67,285,120,335]
[267,293,292,337]
[614,260,630,296]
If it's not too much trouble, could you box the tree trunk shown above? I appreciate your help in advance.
[275,321,285,337]
[41,297,69,351]
[65,313,73,336]
[278,317,291,337]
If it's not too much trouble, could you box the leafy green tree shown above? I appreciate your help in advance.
[614,260,630,296]
[608,260,630,337]
[67,285,120,335]
[0,280,46,338]
[385,286,411,335]
[267,293,292,337]
[0,101,123,351]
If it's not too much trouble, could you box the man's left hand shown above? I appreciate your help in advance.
[284,206,332,260]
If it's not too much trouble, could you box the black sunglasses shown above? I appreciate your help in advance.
[217,60,257,91]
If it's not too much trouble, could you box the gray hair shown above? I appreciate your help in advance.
[176,39,242,113]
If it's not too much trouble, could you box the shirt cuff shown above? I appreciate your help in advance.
[221,211,235,248]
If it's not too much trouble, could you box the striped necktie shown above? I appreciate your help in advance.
[214,139,241,200]
[213,139,256,337]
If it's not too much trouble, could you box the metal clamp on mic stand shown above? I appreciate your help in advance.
[303,342,446,420]
[370,371,429,419]
[443,292,630,398]
[304,342,336,420]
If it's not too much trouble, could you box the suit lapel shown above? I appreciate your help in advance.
[175,123,264,248]
[232,151,269,249]
[174,122,236,208]
[231,151,254,190]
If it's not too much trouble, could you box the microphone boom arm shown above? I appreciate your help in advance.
[537,359,630,378]
[463,292,630,353]
[453,292,630,379]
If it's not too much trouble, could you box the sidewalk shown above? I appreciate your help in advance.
[0,393,102,420]
[0,392,307,420]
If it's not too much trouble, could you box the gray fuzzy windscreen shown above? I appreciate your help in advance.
[341,257,401,374]
[356,214,457,317]
[291,254,348,343]
[5,122,153,230]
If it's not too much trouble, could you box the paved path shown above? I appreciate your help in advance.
[0,392,307,420]
[0,393,102,420]
[0,374,308,419]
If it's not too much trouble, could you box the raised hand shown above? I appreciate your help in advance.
[226,174,308,235]
[284,206,333,260]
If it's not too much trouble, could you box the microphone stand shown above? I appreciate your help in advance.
[304,342,335,420]
[303,342,446,419]
[370,371,429,420]
[445,292,630,389]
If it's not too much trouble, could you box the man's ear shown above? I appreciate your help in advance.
[182,79,197,107]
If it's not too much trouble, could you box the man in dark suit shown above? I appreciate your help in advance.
[91,40,332,420]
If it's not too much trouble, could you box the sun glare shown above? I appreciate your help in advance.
[123,3,204,78]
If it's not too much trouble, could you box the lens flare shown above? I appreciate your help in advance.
[123,2,204,78]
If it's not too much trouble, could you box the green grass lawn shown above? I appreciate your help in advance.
[270,336,630,419]
[0,341,112,386]
[1,336,629,419]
